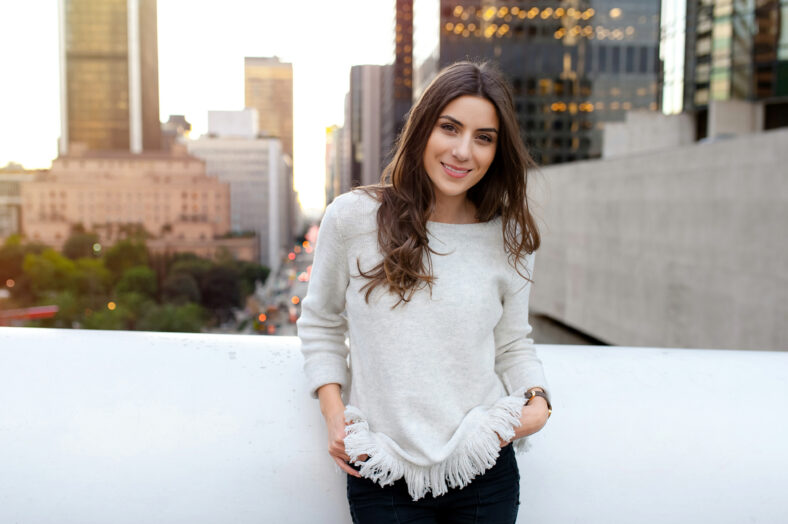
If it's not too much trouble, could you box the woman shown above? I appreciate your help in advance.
[298,61,551,523]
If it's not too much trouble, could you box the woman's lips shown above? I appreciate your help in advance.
[441,162,471,178]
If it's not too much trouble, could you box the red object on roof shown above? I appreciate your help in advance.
[0,305,59,323]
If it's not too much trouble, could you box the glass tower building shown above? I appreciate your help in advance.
[413,1,662,165]
[244,57,294,159]
[683,0,788,134]
[58,0,162,154]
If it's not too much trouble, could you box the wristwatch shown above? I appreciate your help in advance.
[525,389,552,418]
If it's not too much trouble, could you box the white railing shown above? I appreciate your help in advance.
[1,327,786,523]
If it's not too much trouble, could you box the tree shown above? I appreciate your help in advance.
[0,235,47,281]
[137,303,204,332]
[200,265,241,322]
[22,249,79,298]
[28,290,81,329]
[62,231,100,260]
[115,266,157,299]
[168,256,212,286]
[235,260,270,297]
[162,272,201,305]
[104,240,148,282]
[81,306,127,331]
[74,258,112,299]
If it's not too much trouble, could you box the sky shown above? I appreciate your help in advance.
[0,0,395,212]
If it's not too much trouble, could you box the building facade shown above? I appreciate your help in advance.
[348,65,384,189]
[413,1,662,164]
[681,0,788,136]
[381,0,416,168]
[325,126,342,205]
[187,112,295,271]
[58,0,162,154]
[244,57,294,158]
[18,145,251,260]
[0,166,38,242]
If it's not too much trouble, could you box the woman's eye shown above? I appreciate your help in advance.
[440,123,456,132]
[477,134,493,143]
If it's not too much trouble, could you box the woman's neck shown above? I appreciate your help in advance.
[429,196,478,224]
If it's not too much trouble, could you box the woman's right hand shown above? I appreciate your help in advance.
[317,383,366,477]
[324,410,362,477]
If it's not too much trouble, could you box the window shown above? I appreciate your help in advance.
[625,46,634,73]
[612,47,621,73]
[598,46,607,73]
[639,46,649,73]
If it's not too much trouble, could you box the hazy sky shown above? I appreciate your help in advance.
[0,0,396,211]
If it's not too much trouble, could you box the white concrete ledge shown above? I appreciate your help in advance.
[1,327,786,523]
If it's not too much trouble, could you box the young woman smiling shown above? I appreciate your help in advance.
[298,61,551,523]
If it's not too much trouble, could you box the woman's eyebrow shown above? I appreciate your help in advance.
[438,114,498,134]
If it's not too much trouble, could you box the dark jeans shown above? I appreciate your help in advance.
[346,443,520,524]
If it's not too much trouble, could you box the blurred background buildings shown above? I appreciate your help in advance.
[244,57,295,159]
[322,0,787,350]
[59,0,162,155]
[0,0,786,346]
[15,0,300,269]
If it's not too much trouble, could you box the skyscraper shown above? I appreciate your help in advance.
[244,57,294,158]
[681,0,788,135]
[187,110,294,270]
[347,65,384,189]
[381,0,415,166]
[58,0,161,154]
[413,1,662,164]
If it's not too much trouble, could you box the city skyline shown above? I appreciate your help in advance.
[0,0,395,212]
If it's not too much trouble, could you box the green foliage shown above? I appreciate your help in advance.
[0,235,47,281]
[30,290,81,329]
[22,249,78,298]
[235,260,270,297]
[161,272,201,305]
[63,232,100,260]
[168,256,212,286]
[74,258,112,298]
[200,265,241,322]
[137,302,204,332]
[104,240,148,281]
[115,266,158,299]
[81,306,127,331]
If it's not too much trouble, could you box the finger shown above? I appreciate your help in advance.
[330,445,351,462]
[333,455,362,477]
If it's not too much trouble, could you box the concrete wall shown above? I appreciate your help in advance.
[603,111,695,158]
[529,127,788,350]
[708,99,764,138]
[1,328,787,523]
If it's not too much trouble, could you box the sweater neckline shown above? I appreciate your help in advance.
[426,216,501,228]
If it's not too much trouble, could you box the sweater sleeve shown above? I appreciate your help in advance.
[493,252,550,401]
[297,200,351,399]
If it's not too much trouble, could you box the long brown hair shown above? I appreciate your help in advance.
[357,61,540,306]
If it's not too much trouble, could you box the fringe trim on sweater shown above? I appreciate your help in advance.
[343,387,532,501]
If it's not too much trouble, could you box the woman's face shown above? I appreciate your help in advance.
[422,95,499,205]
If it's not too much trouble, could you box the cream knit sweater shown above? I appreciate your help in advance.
[297,190,549,501]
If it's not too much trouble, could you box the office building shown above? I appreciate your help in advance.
[681,0,788,135]
[244,57,294,158]
[346,65,384,189]
[0,165,38,242]
[413,1,662,164]
[187,111,295,270]
[58,0,161,154]
[161,115,192,152]
[382,0,415,167]
[19,144,258,261]
[325,126,343,205]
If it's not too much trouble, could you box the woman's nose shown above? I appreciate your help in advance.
[452,136,471,161]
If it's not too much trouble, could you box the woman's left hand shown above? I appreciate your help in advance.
[498,396,550,447]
